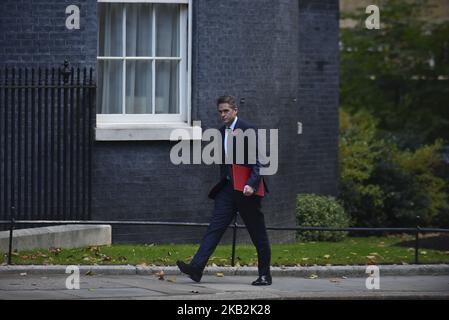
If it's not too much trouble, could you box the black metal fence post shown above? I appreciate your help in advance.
[231,213,238,267]
[7,206,16,265]
[61,61,70,221]
[415,216,420,264]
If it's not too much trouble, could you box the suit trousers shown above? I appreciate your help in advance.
[191,180,271,276]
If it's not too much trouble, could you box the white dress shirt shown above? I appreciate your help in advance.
[224,116,238,157]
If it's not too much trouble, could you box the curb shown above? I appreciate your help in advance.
[1,264,448,277]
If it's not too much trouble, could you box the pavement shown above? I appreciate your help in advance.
[0,264,448,300]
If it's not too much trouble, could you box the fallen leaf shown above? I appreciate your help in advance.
[49,247,62,254]
[323,255,331,259]
[167,277,176,283]
[216,273,224,277]
[309,274,318,279]
[137,263,148,268]
[155,271,165,280]
[366,256,377,265]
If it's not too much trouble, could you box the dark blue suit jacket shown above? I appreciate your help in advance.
[208,118,269,199]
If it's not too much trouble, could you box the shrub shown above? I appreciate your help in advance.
[339,110,449,228]
[296,194,350,242]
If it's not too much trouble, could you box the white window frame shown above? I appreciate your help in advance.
[96,0,194,140]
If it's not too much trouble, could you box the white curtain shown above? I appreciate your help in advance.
[156,4,180,114]
[98,3,180,115]
[126,4,153,114]
[98,3,123,114]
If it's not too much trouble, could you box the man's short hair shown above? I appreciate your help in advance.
[216,95,237,109]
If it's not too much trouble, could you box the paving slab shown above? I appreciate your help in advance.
[0,272,448,300]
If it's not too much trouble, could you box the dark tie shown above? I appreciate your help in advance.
[225,126,233,181]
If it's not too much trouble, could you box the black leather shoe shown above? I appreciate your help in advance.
[176,260,203,283]
[251,275,272,286]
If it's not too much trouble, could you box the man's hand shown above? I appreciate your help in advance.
[243,185,255,196]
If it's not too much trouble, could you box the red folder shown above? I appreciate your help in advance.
[232,164,265,197]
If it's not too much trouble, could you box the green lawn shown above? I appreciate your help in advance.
[2,234,449,266]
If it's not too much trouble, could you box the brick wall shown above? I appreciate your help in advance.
[0,0,97,68]
[296,0,340,197]
[0,0,340,244]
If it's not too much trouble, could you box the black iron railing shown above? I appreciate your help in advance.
[1,217,448,266]
[0,61,95,226]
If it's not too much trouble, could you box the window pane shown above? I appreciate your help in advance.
[126,4,152,57]
[126,61,152,114]
[156,61,179,114]
[156,4,180,57]
[98,60,123,114]
[98,3,123,57]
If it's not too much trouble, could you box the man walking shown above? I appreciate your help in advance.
[176,95,272,286]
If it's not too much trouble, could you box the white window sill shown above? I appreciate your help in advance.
[95,123,201,141]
